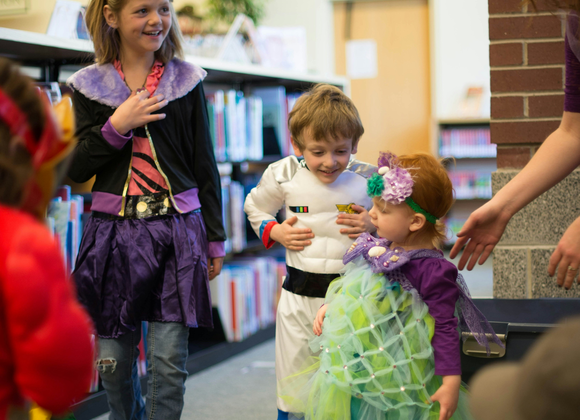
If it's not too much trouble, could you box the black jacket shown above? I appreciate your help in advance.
[67,59,226,245]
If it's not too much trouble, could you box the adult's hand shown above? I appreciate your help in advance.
[548,216,580,289]
[449,200,511,270]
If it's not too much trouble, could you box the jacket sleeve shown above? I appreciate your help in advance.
[243,161,286,249]
[4,223,94,414]
[190,83,226,257]
[415,260,461,376]
[68,89,133,183]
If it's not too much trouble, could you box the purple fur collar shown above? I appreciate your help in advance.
[66,58,207,108]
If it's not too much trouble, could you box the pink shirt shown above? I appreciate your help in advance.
[113,61,168,196]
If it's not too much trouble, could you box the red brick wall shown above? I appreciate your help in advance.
[489,0,565,169]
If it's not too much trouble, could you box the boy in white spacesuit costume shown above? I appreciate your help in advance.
[244,84,376,420]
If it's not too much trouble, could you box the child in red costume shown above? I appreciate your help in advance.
[0,58,94,420]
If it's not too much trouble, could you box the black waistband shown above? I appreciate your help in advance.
[282,265,340,298]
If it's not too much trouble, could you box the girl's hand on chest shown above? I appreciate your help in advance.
[110,89,169,135]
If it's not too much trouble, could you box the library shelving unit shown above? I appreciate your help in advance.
[435,118,495,246]
[0,27,349,420]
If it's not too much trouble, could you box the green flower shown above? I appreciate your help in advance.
[367,173,385,198]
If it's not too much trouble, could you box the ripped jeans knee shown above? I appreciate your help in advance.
[96,358,117,374]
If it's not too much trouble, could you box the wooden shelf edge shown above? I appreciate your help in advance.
[0,27,347,87]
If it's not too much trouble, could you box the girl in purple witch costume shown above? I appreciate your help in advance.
[280,153,502,420]
[66,1,225,419]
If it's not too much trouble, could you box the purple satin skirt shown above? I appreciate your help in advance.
[73,210,212,338]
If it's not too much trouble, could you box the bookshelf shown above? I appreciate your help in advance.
[0,27,349,420]
[436,119,495,246]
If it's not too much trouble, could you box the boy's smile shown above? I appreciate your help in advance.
[292,130,358,184]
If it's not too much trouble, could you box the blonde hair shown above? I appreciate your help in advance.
[288,84,364,151]
[85,0,184,64]
[392,153,455,249]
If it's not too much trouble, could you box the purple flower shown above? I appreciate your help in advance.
[381,167,414,204]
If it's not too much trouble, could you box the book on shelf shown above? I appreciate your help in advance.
[206,90,227,162]
[210,256,285,342]
[206,89,264,162]
[439,126,495,158]
[220,176,247,253]
[47,185,84,273]
[448,171,492,199]
[251,86,289,157]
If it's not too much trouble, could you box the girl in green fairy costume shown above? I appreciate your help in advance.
[281,152,502,420]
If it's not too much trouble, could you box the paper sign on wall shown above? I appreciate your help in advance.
[46,0,89,40]
[346,39,378,79]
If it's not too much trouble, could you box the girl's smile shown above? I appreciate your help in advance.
[111,0,172,57]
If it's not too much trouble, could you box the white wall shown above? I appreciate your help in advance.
[430,0,490,119]
[260,0,335,75]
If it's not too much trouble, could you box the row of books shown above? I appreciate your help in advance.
[221,176,247,254]
[448,171,493,199]
[206,87,302,162]
[47,185,84,274]
[439,127,496,158]
[210,257,286,342]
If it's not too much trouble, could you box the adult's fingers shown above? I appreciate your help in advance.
[556,256,579,289]
[478,244,495,266]
[563,262,579,289]
[350,204,365,213]
[466,243,486,271]
[455,238,477,270]
[449,235,469,260]
[548,248,562,277]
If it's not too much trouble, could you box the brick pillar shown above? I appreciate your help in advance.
[489,0,580,298]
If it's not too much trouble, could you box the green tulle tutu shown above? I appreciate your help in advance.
[280,259,474,420]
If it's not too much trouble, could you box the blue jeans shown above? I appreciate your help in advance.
[96,322,190,420]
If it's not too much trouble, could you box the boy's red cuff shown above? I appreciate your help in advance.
[262,221,278,249]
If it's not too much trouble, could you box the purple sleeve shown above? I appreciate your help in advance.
[208,241,225,258]
[403,259,461,376]
[101,118,133,149]
[565,35,580,113]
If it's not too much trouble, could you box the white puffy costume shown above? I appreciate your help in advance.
[244,155,375,413]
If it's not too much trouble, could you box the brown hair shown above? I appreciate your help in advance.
[397,153,455,249]
[85,0,184,64]
[0,58,45,207]
[288,84,364,150]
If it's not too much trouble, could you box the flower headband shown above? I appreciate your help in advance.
[367,152,438,224]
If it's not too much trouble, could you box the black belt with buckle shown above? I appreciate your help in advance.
[282,265,340,298]
[93,192,179,220]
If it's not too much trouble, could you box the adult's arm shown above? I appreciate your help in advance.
[450,113,580,270]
